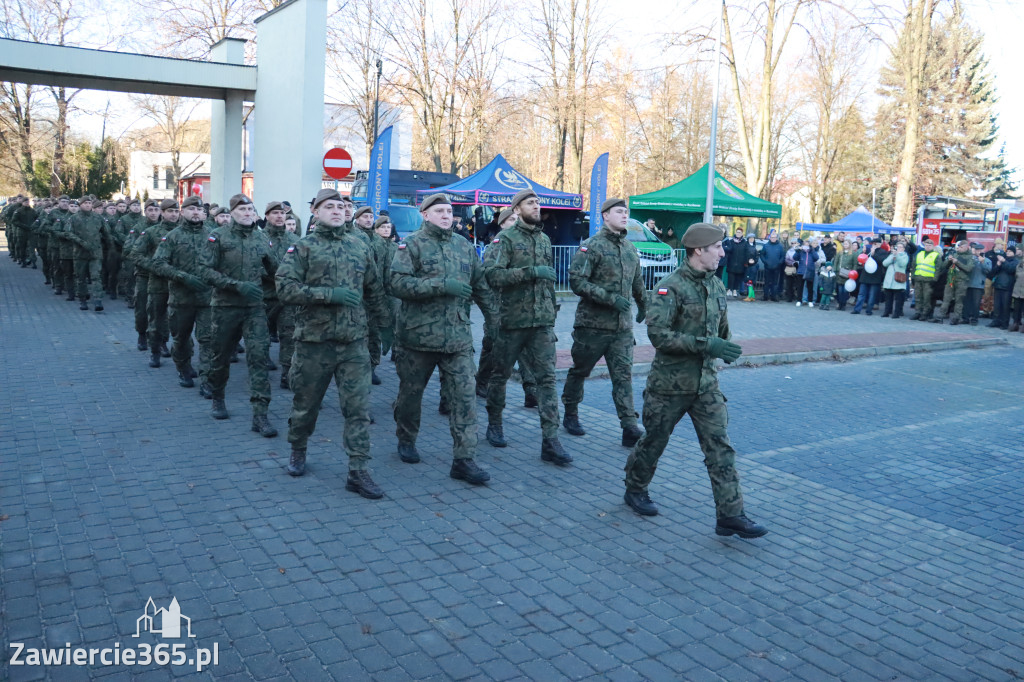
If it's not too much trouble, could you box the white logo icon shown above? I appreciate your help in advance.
[493,167,532,191]
[134,598,195,639]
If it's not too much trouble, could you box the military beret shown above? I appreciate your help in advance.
[372,216,391,230]
[210,206,228,217]
[265,200,286,214]
[181,195,203,209]
[340,195,354,205]
[158,199,178,211]
[420,193,451,211]
[143,199,160,209]
[78,196,94,204]
[680,223,726,249]
[128,198,140,205]
[510,189,538,209]
[498,208,515,225]
[600,197,626,213]
[352,206,373,220]
[312,188,342,210]
[970,242,984,250]
[228,193,252,211]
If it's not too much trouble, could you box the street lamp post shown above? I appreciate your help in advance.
[372,58,382,146]
[704,0,725,225]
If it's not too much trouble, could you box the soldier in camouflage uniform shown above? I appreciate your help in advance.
[128,199,179,366]
[45,197,71,292]
[351,205,389,385]
[12,198,39,269]
[389,193,495,485]
[119,199,144,303]
[1,197,22,261]
[198,193,278,437]
[66,196,106,311]
[151,195,214,394]
[622,223,766,539]
[484,189,570,465]
[100,201,123,299]
[33,201,53,284]
[374,216,400,355]
[124,200,161,349]
[275,188,391,498]
[56,200,80,299]
[934,240,975,325]
[562,198,646,446]
[262,201,300,386]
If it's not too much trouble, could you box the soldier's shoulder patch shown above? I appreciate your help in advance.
[657,287,669,295]
[128,229,135,234]
[579,246,588,252]
[268,241,273,246]
[208,236,217,242]
[492,238,500,243]
[286,246,295,253]
[160,236,167,241]
[140,231,146,236]
[398,243,407,250]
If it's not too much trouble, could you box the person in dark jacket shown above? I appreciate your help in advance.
[759,230,785,301]
[821,235,837,262]
[852,239,887,315]
[794,243,818,306]
[989,246,1017,329]
[725,228,753,297]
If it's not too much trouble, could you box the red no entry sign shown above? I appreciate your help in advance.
[323,148,353,180]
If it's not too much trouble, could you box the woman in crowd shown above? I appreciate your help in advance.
[989,246,1018,329]
[881,242,910,318]
[835,240,858,311]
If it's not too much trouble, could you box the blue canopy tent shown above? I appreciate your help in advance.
[796,206,915,235]
[415,155,584,245]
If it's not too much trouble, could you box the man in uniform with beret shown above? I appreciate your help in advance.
[352,204,389,385]
[56,199,81,300]
[389,193,494,485]
[124,199,162,349]
[45,196,71,295]
[66,196,106,311]
[934,240,975,325]
[484,188,570,465]
[562,198,646,446]
[275,188,390,497]
[198,193,279,437]
[128,199,180,366]
[263,200,301,385]
[151,195,214,393]
[622,223,767,539]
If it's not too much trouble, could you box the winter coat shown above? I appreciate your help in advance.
[795,247,818,280]
[882,251,910,290]
[759,240,785,269]
[835,251,859,283]
[966,257,992,290]
[1013,259,1024,299]
[991,257,1017,291]
[819,271,837,297]
[859,249,888,286]
[725,237,752,273]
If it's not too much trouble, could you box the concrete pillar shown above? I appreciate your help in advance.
[253,0,327,212]
[209,38,246,208]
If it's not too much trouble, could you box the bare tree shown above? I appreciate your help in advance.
[129,95,206,189]
[137,0,262,59]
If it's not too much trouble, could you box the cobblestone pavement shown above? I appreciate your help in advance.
[3,251,1024,681]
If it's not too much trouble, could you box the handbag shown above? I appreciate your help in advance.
[784,265,797,276]
[894,271,907,283]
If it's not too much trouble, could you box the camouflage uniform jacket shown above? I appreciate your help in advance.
[275,221,387,343]
[947,252,975,286]
[198,219,278,308]
[124,218,157,275]
[66,211,105,259]
[151,219,213,307]
[645,261,731,396]
[390,220,495,354]
[262,225,300,300]
[569,227,646,332]
[13,205,38,235]
[484,219,557,329]
[128,220,177,293]
[56,214,80,259]
[357,225,389,276]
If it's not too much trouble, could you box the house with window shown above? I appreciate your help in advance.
[128,150,210,201]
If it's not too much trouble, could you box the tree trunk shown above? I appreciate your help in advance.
[50,87,70,195]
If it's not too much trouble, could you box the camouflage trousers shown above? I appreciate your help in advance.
[913,278,936,319]
[169,305,213,384]
[624,388,744,519]
[562,329,637,429]
[60,258,75,294]
[476,328,536,397]
[366,313,382,368]
[486,326,559,439]
[939,280,969,321]
[266,299,296,373]
[287,338,371,470]
[395,348,478,460]
[14,230,29,262]
[146,290,170,350]
[104,250,122,296]
[208,306,271,415]
[37,239,50,280]
[74,257,104,304]
[134,275,149,334]
[47,246,61,286]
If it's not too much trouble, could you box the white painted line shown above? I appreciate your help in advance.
[324,159,352,169]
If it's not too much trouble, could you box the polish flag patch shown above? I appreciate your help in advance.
[398,244,407,249]
[492,238,500,243]
[580,246,588,252]
[208,236,217,242]
[286,246,295,253]
[160,236,167,241]
[657,288,669,295]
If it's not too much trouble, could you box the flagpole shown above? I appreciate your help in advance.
[704,0,724,225]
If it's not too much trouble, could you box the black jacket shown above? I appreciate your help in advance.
[726,238,755,273]
[991,257,1018,290]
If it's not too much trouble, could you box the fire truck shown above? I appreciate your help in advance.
[916,196,1024,250]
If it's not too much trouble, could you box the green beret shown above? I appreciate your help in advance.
[681,223,726,249]
[159,199,179,211]
[352,206,373,220]
[181,195,203,209]
[498,208,515,225]
[372,216,391,230]
[228,194,252,211]
[210,206,228,217]
[600,197,626,213]
[420,193,451,211]
[312,188,342,210]
[510,189,538,209]
[144,199,160,210]
[264,200,286,214]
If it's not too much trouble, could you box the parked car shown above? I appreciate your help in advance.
[624,219,678,287]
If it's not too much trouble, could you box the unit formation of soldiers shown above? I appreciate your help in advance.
[2,189,766,539]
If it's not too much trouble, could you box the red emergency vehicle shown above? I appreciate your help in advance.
[916,196,1024,249]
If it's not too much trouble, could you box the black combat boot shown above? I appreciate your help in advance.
[237,343,245,355]
[230,351,239,363]
[450,458,490,485]
[270,333,279,343]
[715,514,768,538]
[66,293,76,301]
[94,304,103,312]
[345,470,384,499]
[541,438,572,466]
[187,365,198,378]
[476,383,488,399]
[178,371,194,388]
[160,343,171,358]
[524,393,538,408]
[950,316,960,326]
[266,357,277,371]
[438,398,450,416]
[149,352,161,368]
[287,449,306,477]
[80,300,89,310]
[624,490,658,516]
[398,442,420,463]
[211,399,229,420]
[371,370,382,386]
[251,415,278,438]
[486,423,507,448]
[137,333,148,351]
[199,383,213,399]
[621,425,644,448]
[280,373,290,390]
[562,412,586,436]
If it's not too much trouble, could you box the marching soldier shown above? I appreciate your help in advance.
[56,199,80,299]
[561,198,646,446]
[45,196,71,293]
[262,201,300,383]
[389,193,494,485]
[66,196,106,311]
[124,200,161,348]
[622,223,767,539]
[352,205,389,385]
[128,199,179,366]
[275,189,390,497]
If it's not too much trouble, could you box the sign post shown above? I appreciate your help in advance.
[323,148,353,181]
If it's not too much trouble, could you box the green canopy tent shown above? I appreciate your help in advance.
[628,164,782,242]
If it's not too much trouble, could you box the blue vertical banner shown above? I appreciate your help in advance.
[367,126,393,214]
[588,152,609,236]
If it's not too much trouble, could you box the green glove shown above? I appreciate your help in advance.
[380,327,394,355]
[442,278,473,299]
[612,295,631,313]
[329,287,362,306]
[184,275,207,292]
[531,266,557,282]
[238,282,262,301]
[635,308,646,323]
[706,337,743,363]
